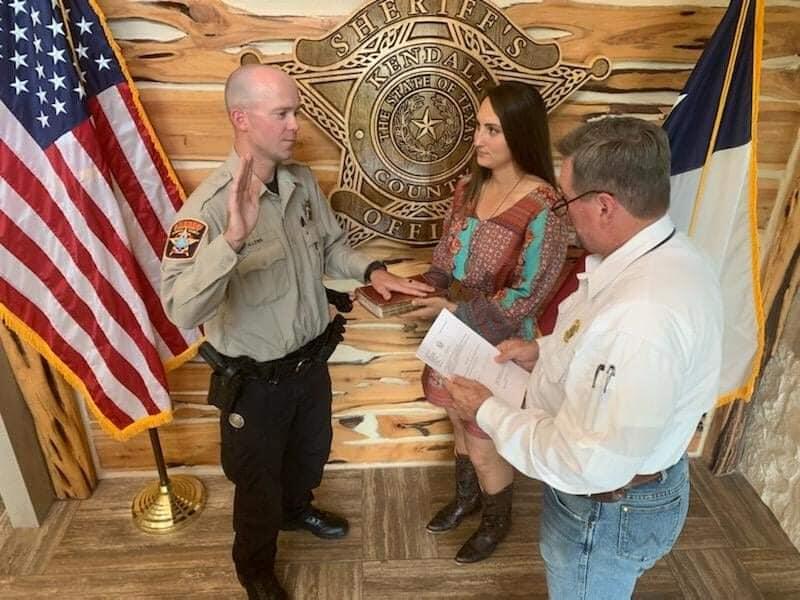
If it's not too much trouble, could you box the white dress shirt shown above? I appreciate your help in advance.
[476,215,723,494]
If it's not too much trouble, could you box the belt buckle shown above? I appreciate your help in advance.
[295,358,308,373]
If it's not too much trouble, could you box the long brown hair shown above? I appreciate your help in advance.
[463,83,556,210]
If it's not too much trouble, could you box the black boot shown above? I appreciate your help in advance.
[426,454,482,533]
[455,483,513,563]
[241,574,288,600]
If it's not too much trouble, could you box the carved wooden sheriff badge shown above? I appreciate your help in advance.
[272,0,609,246]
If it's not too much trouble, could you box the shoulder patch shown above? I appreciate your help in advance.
[165,218,207,259]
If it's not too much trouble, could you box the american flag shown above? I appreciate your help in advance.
[0,0,199,440]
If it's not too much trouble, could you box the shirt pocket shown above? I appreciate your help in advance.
[541,344,573,385]
[236,239,289,306]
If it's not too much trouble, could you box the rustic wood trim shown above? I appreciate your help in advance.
[762,131,800,310]
[0,325,97,499]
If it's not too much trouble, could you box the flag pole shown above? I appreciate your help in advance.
[131,428,206,533]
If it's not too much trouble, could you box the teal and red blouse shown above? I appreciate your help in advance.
[424,177,569,345]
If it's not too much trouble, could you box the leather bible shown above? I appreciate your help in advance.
[355,274,444,318]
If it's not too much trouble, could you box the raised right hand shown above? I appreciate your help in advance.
[223,155,260,251]
[495,338,539,372]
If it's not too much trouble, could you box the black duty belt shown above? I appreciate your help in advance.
[223,314,345,384]
[199,315,346,417]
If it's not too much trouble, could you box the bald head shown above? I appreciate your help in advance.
[224,65,297,115]
[225,64,301,169]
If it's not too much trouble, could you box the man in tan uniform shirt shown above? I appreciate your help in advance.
[161,64,430,600]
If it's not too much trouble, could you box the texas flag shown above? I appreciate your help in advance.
[663,0,765,405]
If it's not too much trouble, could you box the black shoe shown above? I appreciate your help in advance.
[243,575,287,600]
[281,506,349,539]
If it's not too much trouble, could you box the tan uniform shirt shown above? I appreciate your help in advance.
[160,153,372,361]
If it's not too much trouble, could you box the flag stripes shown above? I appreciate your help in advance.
[1,0,198,440]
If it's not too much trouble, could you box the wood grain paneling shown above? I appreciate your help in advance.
[81,0,800,472]
[361,468,438,561]
[2,463,799,598]
[0,501,77,578]
[96,2,799,83]
[689,463,796,551]
[735,548,800,599]
[667,548,764,600]
[280,561,362,600]
[362,556,549,599]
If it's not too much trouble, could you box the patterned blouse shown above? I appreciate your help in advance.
[424,177,569,346]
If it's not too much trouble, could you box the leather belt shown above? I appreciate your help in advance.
[586,472,664,503]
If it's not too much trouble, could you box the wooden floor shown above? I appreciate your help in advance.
[1,462,799,599]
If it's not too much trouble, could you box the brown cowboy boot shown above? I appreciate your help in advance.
[454,483,513,563]
[426,454,482,533]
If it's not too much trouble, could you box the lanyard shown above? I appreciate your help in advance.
[641,228,675,258]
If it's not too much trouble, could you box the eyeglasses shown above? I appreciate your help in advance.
[551,189,611,217]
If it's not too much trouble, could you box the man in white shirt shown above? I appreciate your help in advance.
[446,117,723,599]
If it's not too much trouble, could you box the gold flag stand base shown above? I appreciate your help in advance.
[131,429,206,534]
[132,475,206,534]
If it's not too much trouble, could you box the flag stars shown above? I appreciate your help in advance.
[73,83,86,100]
[36,87,48,104]
[10,0,27,15]
[46,19,65,38]
[75,43,88,59]
[95,54,111,71]
[76,17,93,35]
[48,72,66,91]
[52,98,67,115]
[47,46,66,64]
[36,111,50,128]
[11,23,28,43]
[31,9,42,26]
[33,35,43,53]
[11,50,28,68]
[11,77,28,95]
[35,61,45,78]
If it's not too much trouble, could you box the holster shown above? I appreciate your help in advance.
[316,313,346,362]
[198,342,244,415]
[325,287,353,313]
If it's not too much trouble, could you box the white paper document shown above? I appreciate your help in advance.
[416,309,529,408]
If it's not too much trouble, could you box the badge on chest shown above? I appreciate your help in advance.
[563,319,581,343]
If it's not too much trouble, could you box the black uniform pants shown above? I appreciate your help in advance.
[219,361,333,583]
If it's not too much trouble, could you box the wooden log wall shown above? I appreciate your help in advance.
[86,0,799,474]
[0,325,97,497]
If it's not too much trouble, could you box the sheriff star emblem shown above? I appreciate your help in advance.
[165,218,207,260]
[263,0,609,247]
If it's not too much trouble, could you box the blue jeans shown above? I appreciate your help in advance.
[539,456,689,599]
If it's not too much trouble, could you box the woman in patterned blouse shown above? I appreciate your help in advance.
[405,82,569,563]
